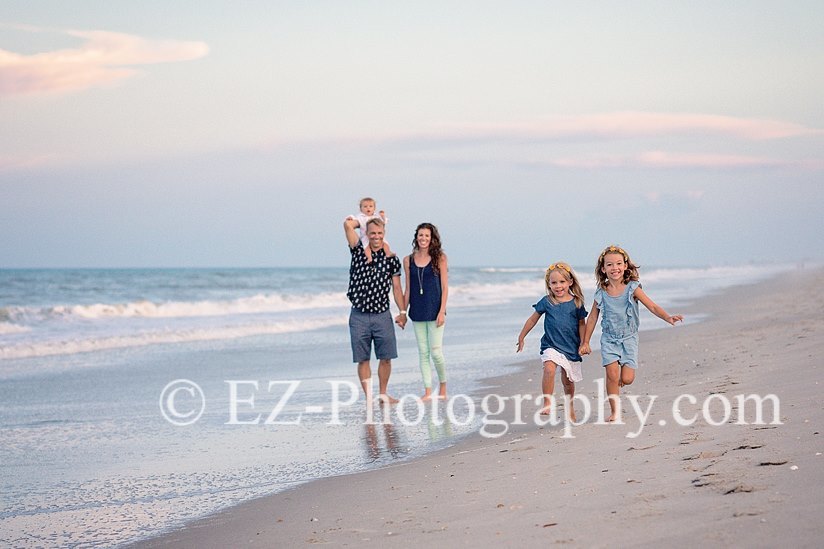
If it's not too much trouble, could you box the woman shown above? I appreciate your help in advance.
[403,222,449,401]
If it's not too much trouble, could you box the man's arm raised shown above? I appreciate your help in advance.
[343,218,360,248]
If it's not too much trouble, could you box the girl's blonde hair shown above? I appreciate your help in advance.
[545,262,585,308]
[595,245,640,289]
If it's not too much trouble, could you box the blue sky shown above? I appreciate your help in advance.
[1,1,822,268]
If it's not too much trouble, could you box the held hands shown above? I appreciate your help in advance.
[579,343,591,356]
[395,313,407,329]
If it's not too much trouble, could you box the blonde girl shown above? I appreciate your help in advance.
[579,245,683,422]
[517,262,588,419]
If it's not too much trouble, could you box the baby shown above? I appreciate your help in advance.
[346,197,393,263]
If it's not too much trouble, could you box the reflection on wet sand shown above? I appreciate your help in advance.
[363,420,405,462]
[361,404,459,463]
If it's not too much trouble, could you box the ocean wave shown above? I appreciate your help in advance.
[641,264,790,284]
[449,279,545,306]
[478,267,545,273]
[0,323,31,335]
[1,279,546,326]
[0,291,349,323]
[0,265,792,341]
[0,317,348,360]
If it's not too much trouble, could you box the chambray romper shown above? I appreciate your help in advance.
[595,281,641,368]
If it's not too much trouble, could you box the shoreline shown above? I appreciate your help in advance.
[135,267,823,547]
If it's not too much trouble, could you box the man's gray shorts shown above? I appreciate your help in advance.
[349,308,398,363]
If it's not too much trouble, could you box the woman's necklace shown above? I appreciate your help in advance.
[415,251,429,295]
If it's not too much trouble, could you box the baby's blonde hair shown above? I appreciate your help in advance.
[359,197,376,209]
[545,262,585,308]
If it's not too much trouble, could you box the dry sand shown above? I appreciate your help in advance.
[138,267,823,548]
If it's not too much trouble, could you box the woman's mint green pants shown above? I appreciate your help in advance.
[412,321,446,388]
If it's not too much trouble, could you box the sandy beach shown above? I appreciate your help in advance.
[137,267,823,548]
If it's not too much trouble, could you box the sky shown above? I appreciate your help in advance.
[1,1,822,268]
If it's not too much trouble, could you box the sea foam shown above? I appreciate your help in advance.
[0,316,348,360]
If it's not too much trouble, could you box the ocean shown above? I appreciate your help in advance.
[0,264,792,547]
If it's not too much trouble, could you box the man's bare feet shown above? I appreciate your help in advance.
[567,411,577,422]
[607,413,618,422]
[378,394,399,405]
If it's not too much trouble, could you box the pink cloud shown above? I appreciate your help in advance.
[0,27,209,97]
[445,111,823,141]
[0,153,67,171]
[548,151,788,169]
[637,151,786,168]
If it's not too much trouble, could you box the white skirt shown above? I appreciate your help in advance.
[540,347,583,383]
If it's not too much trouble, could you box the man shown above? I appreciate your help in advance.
[343,216,407,403]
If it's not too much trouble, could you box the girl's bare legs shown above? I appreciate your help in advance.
[620,366,635,387]
[604,361,621,421]
[560,368,576,422]
[540,361,557,415]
